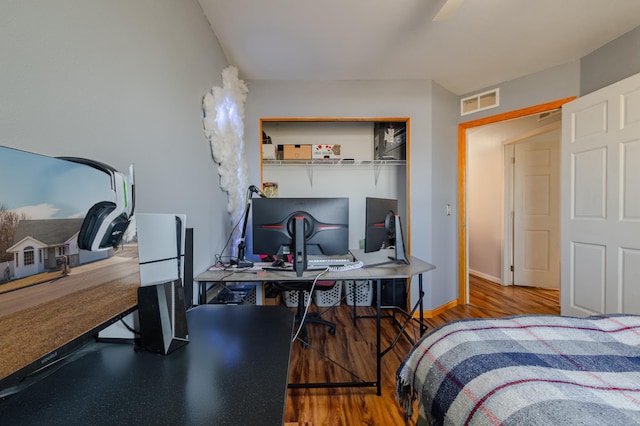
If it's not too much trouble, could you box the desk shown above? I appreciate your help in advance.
[195,256,435,395]
[0,305,294,425]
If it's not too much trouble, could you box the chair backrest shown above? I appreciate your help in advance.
[315,281,336,290]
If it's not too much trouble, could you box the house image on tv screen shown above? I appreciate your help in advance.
[6,218,113,279]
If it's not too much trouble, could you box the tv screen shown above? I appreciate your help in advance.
[0,145,139,391]
[251,197,349,275]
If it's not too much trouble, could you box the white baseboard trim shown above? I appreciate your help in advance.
[469,269,503,285]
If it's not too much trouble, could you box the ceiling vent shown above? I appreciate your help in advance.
[461,88,499,116]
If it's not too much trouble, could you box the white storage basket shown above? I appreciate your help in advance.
[282,290,310,308]
[314,282,343,307]
[343,280,373,306]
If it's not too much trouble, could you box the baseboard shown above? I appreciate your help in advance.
[469,269,502,285]
[413,271,506,319]
[411,298,458,319]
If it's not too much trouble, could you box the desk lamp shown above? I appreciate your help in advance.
[233,185,266,268]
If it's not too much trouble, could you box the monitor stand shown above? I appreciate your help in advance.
[388,214,409,265]
[356,214,409,268]
[292,215,307,277]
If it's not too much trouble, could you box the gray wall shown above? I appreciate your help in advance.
[429,82,460,306]
[458,23,640,120]
[0,0,229,296]
[245,80,458,309]
[581,25,640,96]
[458,61,580,122]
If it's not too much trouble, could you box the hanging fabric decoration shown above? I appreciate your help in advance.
[202,66,249,257]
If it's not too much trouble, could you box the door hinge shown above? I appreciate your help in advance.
[510,265,514,272]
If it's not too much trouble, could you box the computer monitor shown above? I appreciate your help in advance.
[365,197,398,253]
[364,197,409,265]
[252,197,349,276]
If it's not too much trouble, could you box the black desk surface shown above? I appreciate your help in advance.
[0,304,294,425]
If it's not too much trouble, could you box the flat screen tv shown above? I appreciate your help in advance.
[0,145,138,392]
[251,197,349,276]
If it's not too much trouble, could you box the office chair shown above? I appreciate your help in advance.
[270,280,337,347]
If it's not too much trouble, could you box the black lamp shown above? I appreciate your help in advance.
[233,185,266,268]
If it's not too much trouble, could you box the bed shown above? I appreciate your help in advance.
[396,314,640,425]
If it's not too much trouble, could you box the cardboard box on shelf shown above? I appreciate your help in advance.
[312,144,341,159]
[282,144,312,160]
[374,122,406,160]
[262,144,276,160]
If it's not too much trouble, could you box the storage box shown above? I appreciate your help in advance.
[343,280,373,306]
[283,144,312,160]
[374,122,406,160]
[282,290,310,308]
[312,144,341,159]
[314,282,343,307]
[262,144,276,160]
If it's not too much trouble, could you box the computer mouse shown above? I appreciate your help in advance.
[272,259,285,267]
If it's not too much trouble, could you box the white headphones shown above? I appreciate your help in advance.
[59,157,135,251]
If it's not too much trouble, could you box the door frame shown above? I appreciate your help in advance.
[457,97,575,304]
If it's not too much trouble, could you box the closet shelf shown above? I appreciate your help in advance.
[263,159,405,186]
[262,159,405,166]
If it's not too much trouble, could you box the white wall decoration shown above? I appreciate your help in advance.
[202,66,248,257]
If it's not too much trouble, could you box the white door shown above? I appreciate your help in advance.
[513,127,561,288]
[561,72,640,316]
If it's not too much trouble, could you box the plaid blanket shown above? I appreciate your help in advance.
[396,315,640,425]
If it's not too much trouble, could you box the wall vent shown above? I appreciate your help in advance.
[461,88,499,116]
[537,108,561,121]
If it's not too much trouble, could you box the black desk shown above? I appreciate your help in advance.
[0,305,294,425]
[195,255,436,395]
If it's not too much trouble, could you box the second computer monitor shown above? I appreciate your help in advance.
[364,197,398,253]
[252,197,349,275]
[364,197,409,264]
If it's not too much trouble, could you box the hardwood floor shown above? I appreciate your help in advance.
[283,275,559,425]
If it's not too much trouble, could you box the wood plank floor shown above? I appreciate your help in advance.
[284,275,560,425]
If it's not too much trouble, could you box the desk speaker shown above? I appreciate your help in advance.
[137,279,189,355]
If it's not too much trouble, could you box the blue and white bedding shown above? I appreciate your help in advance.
[396,314,640,425]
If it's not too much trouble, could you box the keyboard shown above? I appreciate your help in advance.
[306,254,354,269]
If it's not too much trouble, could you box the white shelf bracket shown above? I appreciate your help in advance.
[373,161,382,186]
[306,162,313,186]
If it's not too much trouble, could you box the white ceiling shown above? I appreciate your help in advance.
[197,0,640,95]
